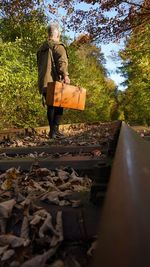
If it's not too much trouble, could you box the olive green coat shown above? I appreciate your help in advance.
[37,40,69,94]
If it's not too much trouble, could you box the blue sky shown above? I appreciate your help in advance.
[101,42,125,90]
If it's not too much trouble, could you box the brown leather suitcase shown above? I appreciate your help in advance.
[46,81,86,110]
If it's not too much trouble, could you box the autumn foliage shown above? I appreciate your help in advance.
[49,0,150,41]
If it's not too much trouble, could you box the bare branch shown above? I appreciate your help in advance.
[123,1,150,11]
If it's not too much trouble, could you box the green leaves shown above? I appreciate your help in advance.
[0,2,48,129]
[63,40,118,123]
[0,40,46,129]
[119,20,150,125]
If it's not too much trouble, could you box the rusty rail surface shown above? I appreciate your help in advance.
[92,122,150,267]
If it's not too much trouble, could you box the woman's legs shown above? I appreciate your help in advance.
[47,106,64,138]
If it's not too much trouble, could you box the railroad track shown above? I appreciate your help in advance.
[0,121,149,266]
[0,121,120,266]
[0,121,120,181]
[93,122,150,267]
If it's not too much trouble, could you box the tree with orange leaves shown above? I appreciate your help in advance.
[48,0,150,42]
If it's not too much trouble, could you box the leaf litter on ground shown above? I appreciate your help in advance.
[0,163,93,266]
[0,121,120,148]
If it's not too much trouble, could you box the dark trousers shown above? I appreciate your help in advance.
[43,92,63,127]
[47,106,63,127]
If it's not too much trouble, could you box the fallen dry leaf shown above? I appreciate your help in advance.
[51,211,63,247]
[10,260,20,267]
[58,182,71,191]
[0,218,7,233]
[0,199,16,218]
[39,212,58,238]
[87,240,97,256]
[30,214,42,226]
[91,149,102,157]
[20,216,30,242]
[1,248,15,261]
[49,259,64,267]
[57,169,69,182]
[1,168,20,190]
[0,245,9,256]
[0,234,29,248]
[20,246,59,267]
[70,200,81,208]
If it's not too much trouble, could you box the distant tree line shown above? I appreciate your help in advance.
[118,17,150,125]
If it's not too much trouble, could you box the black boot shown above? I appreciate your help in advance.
[47,108,65,139]
[49,126,56,139]
[53,115,65,138]
[54,125,65,138]
[49,125,65,139]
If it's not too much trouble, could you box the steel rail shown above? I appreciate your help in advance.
[92,122,150,267]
